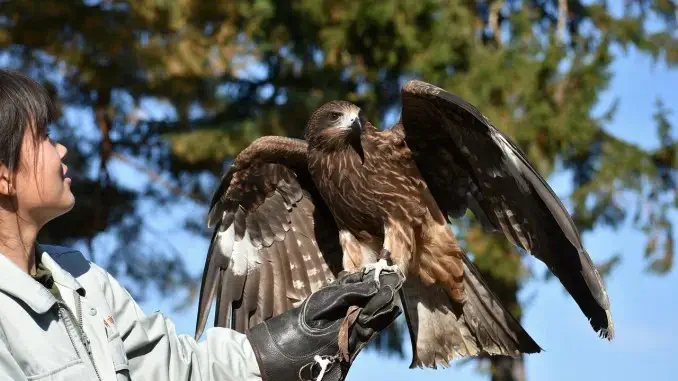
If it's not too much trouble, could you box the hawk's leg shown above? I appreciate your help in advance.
[378,248,393,262]
[362,218,414,285]
[338,229,401,286]
[382,217,415,273]
[339,230,375,273]
[336,230,400,359]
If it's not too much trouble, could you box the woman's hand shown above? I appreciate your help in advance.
[246,267,404,381]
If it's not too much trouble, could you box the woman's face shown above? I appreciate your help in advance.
[13,127,75,227]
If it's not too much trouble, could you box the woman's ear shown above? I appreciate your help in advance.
[0,164,16,196]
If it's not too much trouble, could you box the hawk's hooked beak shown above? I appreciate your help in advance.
[349,112,366,164]
[350,116,363,135]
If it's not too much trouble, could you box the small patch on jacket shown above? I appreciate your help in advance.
[104,315,116,327]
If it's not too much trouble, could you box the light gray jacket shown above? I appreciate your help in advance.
[0,245,262,381]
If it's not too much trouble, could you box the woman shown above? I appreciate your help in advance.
[0,69,403,381]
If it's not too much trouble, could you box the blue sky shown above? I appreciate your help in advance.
[59,40,678,381]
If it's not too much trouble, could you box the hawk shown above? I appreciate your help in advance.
[195,80,614,368]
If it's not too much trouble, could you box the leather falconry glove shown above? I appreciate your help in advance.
[246,267,404,381]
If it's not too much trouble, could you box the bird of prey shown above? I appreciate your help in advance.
[195,79,614,368]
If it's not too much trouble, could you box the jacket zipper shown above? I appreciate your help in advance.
[57,294,102,381]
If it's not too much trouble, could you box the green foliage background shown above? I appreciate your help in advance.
[1,0,675,379]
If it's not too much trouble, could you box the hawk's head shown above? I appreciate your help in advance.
[305,101,366,160]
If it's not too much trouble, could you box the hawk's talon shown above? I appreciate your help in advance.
[361,258,400,287]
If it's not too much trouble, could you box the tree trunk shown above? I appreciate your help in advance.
[475,243,527,381]
[491,355,526,381]
[95,88,112,185]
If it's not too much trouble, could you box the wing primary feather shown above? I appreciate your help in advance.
[502,203,532,251]
[292,203,326,290]
[246,212,264,248]
[244,267,261,330]
[215,268,235,330]
[257,211,277,247]
[195,224,234,339]
[267,203,288,241]
[234,206,248,240]
[466,193,497,232]
[256,249,274,322]
[235,237,260,331]
[493,209,521,249]
[285,211,313,297]
[269,244,289,314]
[272,240,296,303]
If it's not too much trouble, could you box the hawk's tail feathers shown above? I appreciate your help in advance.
[399,253,542,369]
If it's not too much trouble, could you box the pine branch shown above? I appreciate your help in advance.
[599,129,677,171]
[110,152,209,204]
[489,0,504,45]
[557,0,568,43]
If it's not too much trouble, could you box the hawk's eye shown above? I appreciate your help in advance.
[329,112,342,123]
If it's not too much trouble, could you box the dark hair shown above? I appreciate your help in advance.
[0,69,56,174]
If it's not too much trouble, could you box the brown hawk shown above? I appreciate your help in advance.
[195,80,613,368]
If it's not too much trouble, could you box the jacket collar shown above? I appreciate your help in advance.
[37,245,86,295]
[0,244,85,314]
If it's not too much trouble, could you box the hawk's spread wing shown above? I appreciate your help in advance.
[195,137,343,339]
[398,80,613,339]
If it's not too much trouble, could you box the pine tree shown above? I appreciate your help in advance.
[1,1,675,379]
